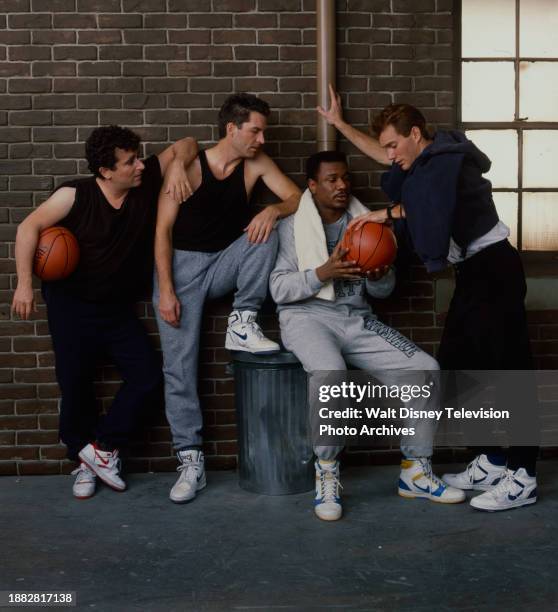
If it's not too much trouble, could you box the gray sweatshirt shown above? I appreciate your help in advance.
[269,212,396,319]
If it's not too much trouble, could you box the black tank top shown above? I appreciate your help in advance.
[172,149,254,252]
[51,155,161,303]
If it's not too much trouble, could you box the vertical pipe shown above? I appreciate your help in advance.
[316,0,336,151]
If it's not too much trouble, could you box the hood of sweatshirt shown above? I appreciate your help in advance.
[419,130,492,173]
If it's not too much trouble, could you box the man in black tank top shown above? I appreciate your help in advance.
[12,125,199,499]
[153,94,301,504]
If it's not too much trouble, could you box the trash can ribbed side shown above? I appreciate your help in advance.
[232,352,314,495]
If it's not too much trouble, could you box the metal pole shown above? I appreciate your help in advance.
[316,0,336,151]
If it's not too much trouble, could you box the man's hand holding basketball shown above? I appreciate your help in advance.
[365,265,391,282]
[316,243,361,283]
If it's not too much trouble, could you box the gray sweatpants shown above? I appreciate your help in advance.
[153,231,278,450]
[279,309,440,461]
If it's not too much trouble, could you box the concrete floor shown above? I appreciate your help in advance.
[2,461,558,612]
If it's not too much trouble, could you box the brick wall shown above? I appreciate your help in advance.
[1,1,555,475]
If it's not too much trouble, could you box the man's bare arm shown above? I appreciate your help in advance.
[154,190,182,327]
[245,153,301,243]
[317,84,390,166]
[157,137,199,203]
[12,187,76,319]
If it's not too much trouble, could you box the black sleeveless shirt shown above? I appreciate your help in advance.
[51,155,162,303]
[172,149,254,252]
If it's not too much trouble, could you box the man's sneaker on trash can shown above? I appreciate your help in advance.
[71,462,96,499]
[170,449,206,504]
[225,310,280,354]
[442,454,507,491]
[470,468,537,511]
[398,458,465,503]
[78,443,126,492]
[314,459,343,521]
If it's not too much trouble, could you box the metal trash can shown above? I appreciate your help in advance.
[230,350,314,495]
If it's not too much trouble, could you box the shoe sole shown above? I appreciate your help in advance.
[73,491,95,500]
[78,452,126,492]
[398,489,465,504]
[169,481,206,504]
[225,344,280,355]
[470,497,537,512]
[314,512,343,521]
[442,479,499,492]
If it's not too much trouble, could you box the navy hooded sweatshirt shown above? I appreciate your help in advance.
[381,130,500,273]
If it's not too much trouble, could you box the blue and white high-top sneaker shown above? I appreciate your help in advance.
[442,454,507,491]
[470,468,537,511]
[398,458,465,503]
[170,449,206,504]
[314,459,343,521]
[225,310,280,354]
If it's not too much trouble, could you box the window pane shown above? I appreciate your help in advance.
[520,62,558,121]
[462,0,515,58]
[520,0,558,58]
[465,130,518,188]
[493,192,518,247]
[523,130,558,188]
[462,62,515,122]
[522,193,558,250]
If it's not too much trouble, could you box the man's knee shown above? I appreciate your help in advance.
[412,350,439,372]
[243,227,278,254]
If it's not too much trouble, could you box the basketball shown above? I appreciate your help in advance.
[341,221,397,274]
[33,226,80,281]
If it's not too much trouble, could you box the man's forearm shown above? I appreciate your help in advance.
[171,137,198,166]
[154,229,176,295]
[269,192,301,219]
[15,223,39,288]
[335,120,389,166]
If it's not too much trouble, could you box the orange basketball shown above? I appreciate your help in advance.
[341,222,397,273]
[33,226,80,281]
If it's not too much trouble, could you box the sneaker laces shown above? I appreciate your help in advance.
[71,463,95,482]
[419,458,445,490]
[486,469,514,498]
[319,468,343,502]
[246,321,265,339]
[177,458,202,482]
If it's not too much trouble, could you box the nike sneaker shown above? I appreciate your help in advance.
[398,457,465,503]
[314,459,343,521]
[71,462,96,499]
[225,310,280,354]
[170,449,206,504]
[442,454,507,491]
[470,468,537,511]
[78,443,126,492]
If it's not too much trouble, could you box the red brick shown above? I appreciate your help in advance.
[0,462,17,475]
[19,461,61,475]
[0,446,39,460]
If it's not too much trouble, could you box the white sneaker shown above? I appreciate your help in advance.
[470,468,537,512]
[78,443,126,492]
[442,454,507,491]
[398,458,465,504]
[314,459,343,521]
[71,462,96,499]
[225,310,280,354]
[170,449,206,504]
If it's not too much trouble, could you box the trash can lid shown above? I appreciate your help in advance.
[230,350,301,366]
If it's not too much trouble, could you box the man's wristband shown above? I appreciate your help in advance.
[386,205,396,221]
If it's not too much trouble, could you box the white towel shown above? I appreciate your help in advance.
[293,188,370,301]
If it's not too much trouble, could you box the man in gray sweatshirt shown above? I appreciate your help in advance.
[269,151,464,521]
